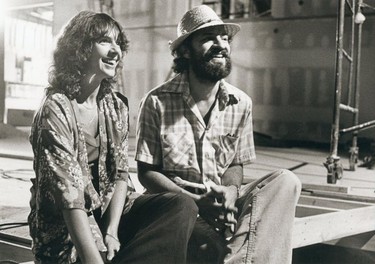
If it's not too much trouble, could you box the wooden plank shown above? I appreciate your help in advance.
[292,205,375,248]
[301,183,350,193]
[298,195,374,210]
[0,241,33,263]
[296,204,339,217]
[302,190,375,203]
[323,231,375,252]
[0,232,31,247]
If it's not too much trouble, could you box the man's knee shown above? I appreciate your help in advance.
[278,169,301,191]
[273,169,302,199]
[161,192,199,217]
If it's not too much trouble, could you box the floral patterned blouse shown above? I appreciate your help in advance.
[28,90,135,263]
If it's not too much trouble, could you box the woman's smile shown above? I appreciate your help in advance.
[101,57,118,66]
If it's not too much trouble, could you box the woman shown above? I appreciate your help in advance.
[29,11,197,264]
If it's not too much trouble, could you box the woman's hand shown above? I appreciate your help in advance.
[103,180,127,261]
[104,232,121,262]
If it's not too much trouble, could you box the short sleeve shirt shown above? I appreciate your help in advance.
[135,73,256,189]
[29,91,135,263]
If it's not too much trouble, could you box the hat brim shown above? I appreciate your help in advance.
[169,21,240,52]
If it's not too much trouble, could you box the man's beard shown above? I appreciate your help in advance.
[190,47,232,82]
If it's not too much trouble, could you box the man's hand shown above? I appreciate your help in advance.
[196,185,238,234]
[211,185,238,233]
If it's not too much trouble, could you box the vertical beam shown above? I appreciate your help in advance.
[331,0,346,158]
[324,0,346,183]
[351,0,364,169]
[0,13,5,123]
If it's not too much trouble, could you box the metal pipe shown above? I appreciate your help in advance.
[345,0,356,106]
[330,0,346,158]
[351,0,364,162]
[340,120,375,134]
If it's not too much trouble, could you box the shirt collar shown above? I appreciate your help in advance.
[217,81,239,111]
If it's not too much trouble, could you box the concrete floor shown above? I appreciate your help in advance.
[1,124,374,263]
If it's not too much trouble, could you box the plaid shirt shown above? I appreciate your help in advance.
[135,73,256,191]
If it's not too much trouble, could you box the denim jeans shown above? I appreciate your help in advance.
[188,169,301,264]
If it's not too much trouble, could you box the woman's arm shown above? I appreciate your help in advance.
[103,179,128,261]
[63,209,104,264]
[35,97,104,262]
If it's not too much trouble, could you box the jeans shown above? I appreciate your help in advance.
[113,192,198,264]
[188,169,301,264]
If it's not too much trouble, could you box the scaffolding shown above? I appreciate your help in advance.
[325,0,375,184]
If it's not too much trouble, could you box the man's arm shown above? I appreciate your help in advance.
[220,163,243,205]
[222,164,243,189]
[137,161,200,201]
[138,161,227,230]
[138,161,242,231]
[208,164,243,233]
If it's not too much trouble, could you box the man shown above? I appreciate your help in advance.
[135,5,301,264]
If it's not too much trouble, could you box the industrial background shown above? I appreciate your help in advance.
[0,1,375,263]
[1,0,374,143]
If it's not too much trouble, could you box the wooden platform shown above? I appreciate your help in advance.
[1,144,375,263]
[294,184,375,250]
[242,146,375,254]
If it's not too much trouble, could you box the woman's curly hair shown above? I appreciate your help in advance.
[48,11,129,99]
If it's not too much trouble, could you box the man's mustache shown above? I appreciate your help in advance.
[204,48,229,61]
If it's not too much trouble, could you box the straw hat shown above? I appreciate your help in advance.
[169,5,241,51]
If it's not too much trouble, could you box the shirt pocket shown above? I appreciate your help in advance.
[214,134,240,167]
[161,132,196,172]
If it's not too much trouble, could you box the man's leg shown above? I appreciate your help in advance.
[113,192,198,264]
[187,217,228,264]
[225,169,301,264]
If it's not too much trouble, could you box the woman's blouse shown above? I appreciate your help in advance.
[28,91,135,263]
[84,131,100,164]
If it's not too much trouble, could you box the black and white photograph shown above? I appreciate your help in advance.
[0,1,374,263]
